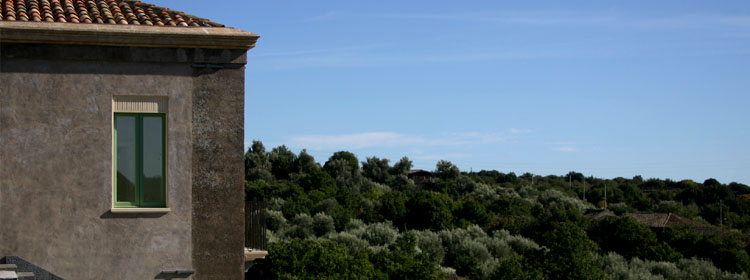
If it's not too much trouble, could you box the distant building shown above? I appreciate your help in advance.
[1,1,261,279]
[625,213,713,232]
[408,169,434,186]
[583,209,616,220]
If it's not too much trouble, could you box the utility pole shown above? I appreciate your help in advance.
[583,178,586,201]
[720,200,724,227]
[569,173,572,190]
[604,184,607,209]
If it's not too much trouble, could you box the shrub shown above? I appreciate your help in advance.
[248,239,377,280]
[588,216,681,262]
[597,252,747,280]
[362,221,399,247]
[285,213,314,239]
[327,232,371,256]
[313,212,336,237]
[412,230,445,265]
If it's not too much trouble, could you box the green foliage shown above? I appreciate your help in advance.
[454,199,491,228]
[313,212,335,237]
[390,157,413,176]
[538,189,590,210]
[451,239,494,279]
[245,141,750,279]
[297,149,318,173]
[589,217,681,262]
[525,204,588,240]
[371,232,442,280]
[598,252,747,280]
[295,165,336,198]
[411,230,445,265]
[249,239,378,280]
[266,209,287,232]
[435,160,459,180]
[488,193,535,234]
[362,221,399,247]
[286,213,314,239]
[362,156,391,184]
[405,191,454,231]
[522,204,603,279]
[245,140,273,181]
[437,225,541,279]
[269,145,298,180]
[327,231,371,256]
[378,191,407,228]
[324,157,363,193]
[658,228,750,273]
[280,187,312,218]
[471,170,519,184]
[491,254,543,280]
[325,151,359,173]
[536,220,603,280]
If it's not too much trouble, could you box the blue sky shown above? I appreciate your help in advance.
[154,1,750,184]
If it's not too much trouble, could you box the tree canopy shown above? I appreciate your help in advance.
[245,141,750,279]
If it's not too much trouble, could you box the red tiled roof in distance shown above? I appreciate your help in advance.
[625,213,712,229]
[0,0,224,27]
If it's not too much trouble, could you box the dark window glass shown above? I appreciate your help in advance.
[142,116,164,204]
[115,115,137,204]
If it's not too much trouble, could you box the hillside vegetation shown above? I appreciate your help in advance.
[244,141,750,279]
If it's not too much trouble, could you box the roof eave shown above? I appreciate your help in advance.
[0,22,259,50]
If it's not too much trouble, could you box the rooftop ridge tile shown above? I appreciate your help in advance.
[0,0,223,27]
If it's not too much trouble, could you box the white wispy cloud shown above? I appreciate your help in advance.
[253,12,750,70]
[303,11,613,25]
[374,12,618,26]
[253,43,391,57]
[551,142,580,153]
[289,132,422,150]
[705,15,750,27]
[552,146,579,153]
[288,129,529,151]
[412,153,469,161]
[306,10,750,29]
[425,131,521,146]
[509,128,532,135]
[250,49,573,70]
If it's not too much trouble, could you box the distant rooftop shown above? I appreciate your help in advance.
[0,0,222,27]
[625,213,711,229]
[583,209,616,220]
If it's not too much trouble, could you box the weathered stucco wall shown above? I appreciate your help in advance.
[0,43,247,279]
[191,61,246,280]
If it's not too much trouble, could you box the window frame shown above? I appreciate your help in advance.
[113,112,167,209]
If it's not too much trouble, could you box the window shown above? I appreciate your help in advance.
[112,95,168,211]
[114,113,166,208]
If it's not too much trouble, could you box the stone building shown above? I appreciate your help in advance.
[0,0,260,279]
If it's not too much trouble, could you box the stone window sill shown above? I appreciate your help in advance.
[244,249,268,262]
[110,208,171,214]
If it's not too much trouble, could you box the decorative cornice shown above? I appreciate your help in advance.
[0,22,259,50]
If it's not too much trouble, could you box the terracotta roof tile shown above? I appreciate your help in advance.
[583,209,616,220]
[625,212,712,229]
[0,0,223,27]
[626,213,670,227]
